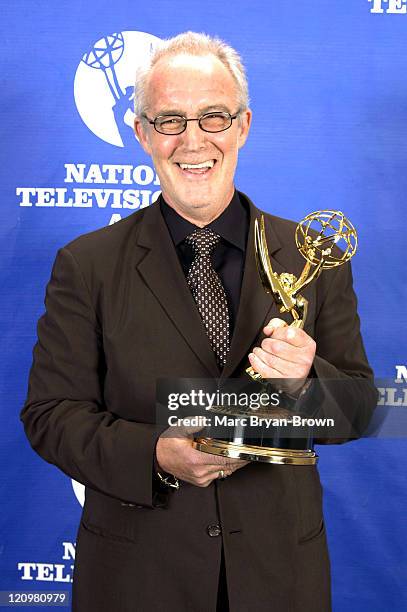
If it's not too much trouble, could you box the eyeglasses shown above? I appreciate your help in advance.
[142,110,241,135]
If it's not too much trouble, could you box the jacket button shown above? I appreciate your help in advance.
[207,524,222,537]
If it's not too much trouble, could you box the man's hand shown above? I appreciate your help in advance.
[248,317,316,393]
[156,426,249,487]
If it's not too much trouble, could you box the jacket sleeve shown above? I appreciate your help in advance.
[21,246,168,507]
[309,260,378,442]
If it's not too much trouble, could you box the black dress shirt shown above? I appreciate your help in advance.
[160,190,249,338]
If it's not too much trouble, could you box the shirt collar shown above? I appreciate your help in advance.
[160,190,248,251]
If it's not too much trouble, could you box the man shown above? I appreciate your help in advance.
[21,32,376,611]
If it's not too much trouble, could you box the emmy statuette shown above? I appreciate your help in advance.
[193,211,358,465]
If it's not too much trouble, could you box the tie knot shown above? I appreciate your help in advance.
[185,228,221,257]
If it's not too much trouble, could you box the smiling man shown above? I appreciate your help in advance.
[21,32,376,612]
[135,51,251,225]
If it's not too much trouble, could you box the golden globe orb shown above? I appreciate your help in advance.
[295,210,358,269]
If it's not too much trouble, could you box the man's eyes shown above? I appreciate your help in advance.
[159,116,184,124]
[158,112,226,121]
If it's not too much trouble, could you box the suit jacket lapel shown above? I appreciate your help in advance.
[135,203,220,377]
[221,193,285,379]
[135,196,291,380]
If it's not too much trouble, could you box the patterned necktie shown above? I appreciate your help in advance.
[185,228,230,368]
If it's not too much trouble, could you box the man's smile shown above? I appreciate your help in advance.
[175,159,218,177]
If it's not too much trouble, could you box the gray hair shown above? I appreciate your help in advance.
[134,31,250,118]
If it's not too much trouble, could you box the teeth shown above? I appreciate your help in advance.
[179,160,215,169]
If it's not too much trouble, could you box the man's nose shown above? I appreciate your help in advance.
[180,119,206,150]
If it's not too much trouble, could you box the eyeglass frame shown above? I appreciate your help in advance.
[141,110,242,135]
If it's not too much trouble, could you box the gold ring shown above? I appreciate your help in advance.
[218,470,225,479]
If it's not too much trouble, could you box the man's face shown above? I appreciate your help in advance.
[135,54,251,221]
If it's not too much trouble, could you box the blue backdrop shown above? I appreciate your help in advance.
[1,1,406,610]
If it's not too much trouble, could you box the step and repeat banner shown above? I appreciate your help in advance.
[1,1,406,610]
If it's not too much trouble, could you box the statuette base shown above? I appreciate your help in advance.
[193,438,318,465]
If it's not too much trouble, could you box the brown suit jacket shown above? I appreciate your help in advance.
[21,192,376,612]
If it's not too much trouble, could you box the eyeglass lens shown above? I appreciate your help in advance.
[155,112,233,134]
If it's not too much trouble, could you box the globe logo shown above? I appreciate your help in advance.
[74,31,161,147]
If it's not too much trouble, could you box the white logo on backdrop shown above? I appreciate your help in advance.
[369,0,407,13]
[74,31,161,147]
[71,479,85,507]
[377,365,407,407]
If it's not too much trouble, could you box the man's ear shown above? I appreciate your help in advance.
[134,117,152,155]
[237,108,252,150]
